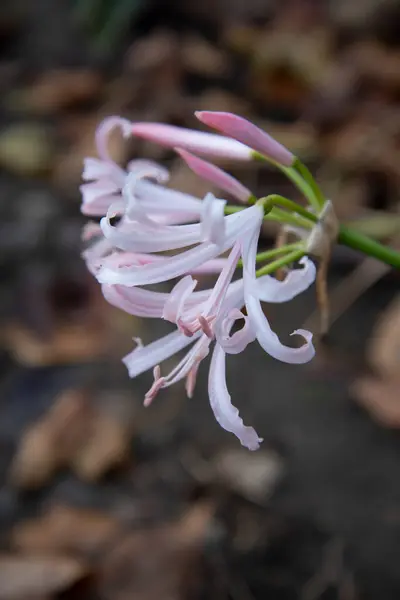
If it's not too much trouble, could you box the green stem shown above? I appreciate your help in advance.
[259,195,318,224]
[338,225,400,268]
[238,242,303,268]
[293,159,325,209]
[224,204,313,229]
[252,150,320,211]
[254,243,303,263]
[256,249,305,278]
[279,165,319,211]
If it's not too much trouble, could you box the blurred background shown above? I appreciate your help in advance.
[0,0,400,598]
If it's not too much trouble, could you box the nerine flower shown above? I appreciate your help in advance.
[80,111,316,450]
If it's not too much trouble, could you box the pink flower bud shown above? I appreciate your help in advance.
[176,149,252,203]
[131,122,252,160]
[195,111,294,167]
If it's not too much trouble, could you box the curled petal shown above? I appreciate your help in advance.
[80,180,121,216]
[82,157,122,182]
[215,308,256,354]
[123,170,170,225]
[96,116,132,162]
[131,122,252,160]
[177,149,252,203]
[127,159,169,182]
[123,329,200,378]
[243,227,315,364]
[196,111,294,167]
[163,275,198,323]
[256,257,316,303]
[209,344,262,450]
[201,193,226,246]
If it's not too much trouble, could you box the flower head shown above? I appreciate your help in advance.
[80,112,317,450]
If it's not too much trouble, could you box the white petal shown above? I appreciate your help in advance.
[243,227,315,364]
[200,242,241,318]
[122,329,200,378]
[135,180,203,215]
[209,344,262,450]
[82,157,122,182]
[100,213,201,253]
[127,159,169,182]
[96,116,132,162]
[255,257,316,303]
[214,308,256,354]
[102,284,166,318]
[201,193,226,246]
[98,206,260,286]
[163,275,198,323]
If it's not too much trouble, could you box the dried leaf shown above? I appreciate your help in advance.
[70,409,131,482]
[10,389,131,488]
[352,376,400,428]
[99,501,215,600]
[182,35,231,77]
[214,447,283,504]
[0,555,86,599]
[12,504,120,556]
[3,315,109,367]
[367,295,400,379]
[11,70,103,113]
[9,390,91,489]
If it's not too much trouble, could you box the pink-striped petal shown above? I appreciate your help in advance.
[195,111,294,167]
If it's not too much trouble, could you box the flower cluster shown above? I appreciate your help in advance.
[80,112,317,450]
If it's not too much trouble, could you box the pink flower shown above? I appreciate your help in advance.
[80,114,317,451]
[195,111,294,167]
[118,204,316,449]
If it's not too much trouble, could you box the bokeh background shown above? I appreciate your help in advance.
[1,0,400,598]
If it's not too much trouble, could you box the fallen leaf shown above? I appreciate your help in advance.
[11,70,103,114]
[0,555,86,599]
[9,389,132,488]
[352,376,400,428]
[367,295,400,379]
[3,311,110,367]
[214,447,284,504]
[12,504,120,557]
[9,390,91,489]
[99,501,215,600]
[127,30,179,73]
[182,35,231,77]
[70,408,131,482]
